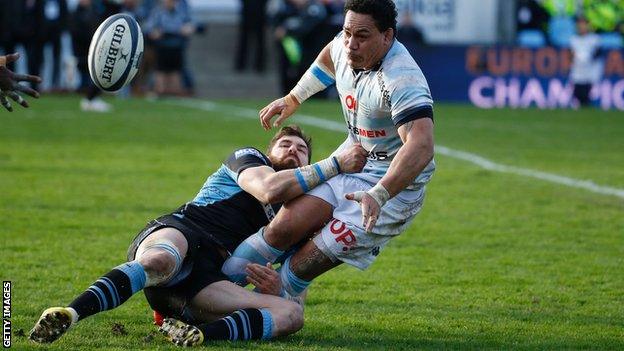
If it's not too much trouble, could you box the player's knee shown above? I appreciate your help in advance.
[137,250,178,284]
[287,301,304,333]
[138,251,175,274]
[271,300,304,336]
[136,238,185,286]
[285,300,304,333]
[264,223,292,249]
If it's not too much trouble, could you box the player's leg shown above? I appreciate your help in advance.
[154,71,166,95]
[30,226,188,343]
[265,194,334,248]
[222,193,333,284]
[160,280,304,346]
[278,238,342,297]
[268,217,390,298]
[257,175,414,297]
[169,72,184,96]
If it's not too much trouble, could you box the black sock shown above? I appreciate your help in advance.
[68,262,146,321]
[198,308,271,342]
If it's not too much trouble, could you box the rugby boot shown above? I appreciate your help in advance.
[29,307,74,343]
[153,310,164,326]
[160,318,204,347]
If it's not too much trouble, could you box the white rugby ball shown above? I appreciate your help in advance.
[88,14,144,92]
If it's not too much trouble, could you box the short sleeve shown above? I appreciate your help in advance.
[224,147,271,181]
[387,67,434,127]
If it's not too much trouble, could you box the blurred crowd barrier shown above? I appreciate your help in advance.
[411,46,624,110]
[516,0,624,48]
[2,0,623,109]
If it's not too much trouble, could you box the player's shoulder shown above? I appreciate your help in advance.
[379,41,429,89]
[381,40,425,78]
[224,147,273,176]
[378,41,433,106]
[228,147,270,164]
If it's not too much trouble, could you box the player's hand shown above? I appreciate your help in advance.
[259,94,300,130]
[336,143,368,173]
[246,262,282,296]
[0,53,41,112]
[345,191,381,232]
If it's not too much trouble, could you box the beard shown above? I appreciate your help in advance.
[270,155,300,171]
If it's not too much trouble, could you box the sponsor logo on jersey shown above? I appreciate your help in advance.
[370,246,380,256]
[263,203,276,221]
[345,95,357,110]
[234,148,265,161]
[346,121,387,138]
[329,219,356,252]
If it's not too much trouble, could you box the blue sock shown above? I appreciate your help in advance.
[222,228,284,285]
[68,261,146,320]
[279,256,311,297]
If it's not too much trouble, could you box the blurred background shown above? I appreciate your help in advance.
[2,4,623,349]
[1,0,623,110]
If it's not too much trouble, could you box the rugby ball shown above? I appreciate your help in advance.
[88,14,143,92]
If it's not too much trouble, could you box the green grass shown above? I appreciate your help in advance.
[1,96,623,350]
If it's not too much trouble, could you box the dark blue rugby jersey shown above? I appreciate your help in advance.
[172,147,281,253]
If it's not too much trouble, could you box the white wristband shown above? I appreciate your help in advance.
[294,157,341,192]
[290,63,335,103]
[367,183,390,208]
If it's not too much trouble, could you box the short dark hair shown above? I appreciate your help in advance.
[267,125,312,163]
[344,0,398,36]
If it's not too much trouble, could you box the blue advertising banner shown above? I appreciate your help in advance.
[411,46,624,109]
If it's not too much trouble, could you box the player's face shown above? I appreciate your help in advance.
[268,135,309,170]
[343,11,394,70]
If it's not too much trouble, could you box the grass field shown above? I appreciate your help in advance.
[1,96,623,350]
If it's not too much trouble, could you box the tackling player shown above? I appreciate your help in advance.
[30,125,367,345]
[0,53,41,111]
[218,0,435,322]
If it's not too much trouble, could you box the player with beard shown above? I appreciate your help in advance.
[30,125,367,345]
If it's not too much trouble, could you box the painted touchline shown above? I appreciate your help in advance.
[167,99,624,200]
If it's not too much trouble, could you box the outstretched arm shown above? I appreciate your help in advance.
[0,53,42,112]
[239,143,368,204]
[259,43,335,130]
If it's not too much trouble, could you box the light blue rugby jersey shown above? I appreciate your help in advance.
[324,32,436,190]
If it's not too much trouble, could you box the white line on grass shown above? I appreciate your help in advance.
[167,98,624,200]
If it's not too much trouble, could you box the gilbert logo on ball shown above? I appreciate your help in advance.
[88,14,144,92]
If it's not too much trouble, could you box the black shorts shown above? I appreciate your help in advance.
[155,47,183,72]
[573,83,592,105]
[126,214,228,322]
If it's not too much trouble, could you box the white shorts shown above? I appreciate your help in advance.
[308,174,425,270]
